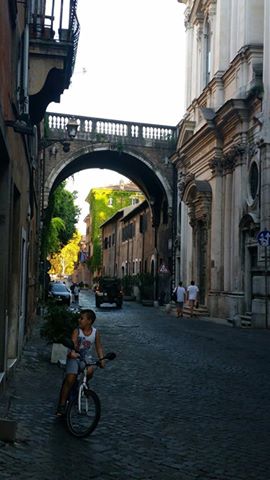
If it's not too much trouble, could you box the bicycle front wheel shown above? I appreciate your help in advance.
[66,389,101,437]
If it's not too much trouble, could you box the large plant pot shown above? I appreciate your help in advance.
[51,343,67,364]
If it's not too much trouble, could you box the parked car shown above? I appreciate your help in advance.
[95,277,123,308]
[48,282,72,306]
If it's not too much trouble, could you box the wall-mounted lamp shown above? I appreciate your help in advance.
[41,116,79,152]
[66,117,79,139]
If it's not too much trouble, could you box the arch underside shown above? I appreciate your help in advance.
[49,149,171,225]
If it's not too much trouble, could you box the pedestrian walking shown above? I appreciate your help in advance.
[173,281,186,317]
[187,280,199,317]
[73,283,80,303]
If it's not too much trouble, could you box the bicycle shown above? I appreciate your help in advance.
[60,338,116,438]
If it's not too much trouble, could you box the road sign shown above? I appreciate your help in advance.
[159,264,170,274]
[257,230,270,247]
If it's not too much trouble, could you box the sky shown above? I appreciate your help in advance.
[49,0,186,233]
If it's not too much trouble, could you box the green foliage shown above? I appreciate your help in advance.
[53,183,80,246]
[49,231,81,276]
[46,217,66,254]
[134,272,155,300]
[86,187,144,272]
[121,274,136,295]
[40,302,79,343]
[41,182,81,257]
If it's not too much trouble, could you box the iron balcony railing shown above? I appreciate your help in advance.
[29,0,80,78]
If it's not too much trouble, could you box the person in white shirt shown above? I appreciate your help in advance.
[173,281,186,318]
[187,281,199,317]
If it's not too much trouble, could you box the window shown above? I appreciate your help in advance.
[122,222,135,241]
[205,19,211,85]
[139,214,147,233]
[131,197,139,205]
[249,162,259,200]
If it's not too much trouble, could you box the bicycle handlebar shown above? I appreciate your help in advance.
[61,337,116,367]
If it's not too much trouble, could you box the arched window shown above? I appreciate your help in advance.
[205,18,211,85]
[249,162,259,200]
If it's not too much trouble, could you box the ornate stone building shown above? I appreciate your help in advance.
[173,0,269,327]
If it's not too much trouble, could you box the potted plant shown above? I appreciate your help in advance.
[40,301,79,363]
[122,275,136,300]
[135,273,155,306]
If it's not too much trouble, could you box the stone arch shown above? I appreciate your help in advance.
[43,143,173,227]
[182,179,212,304]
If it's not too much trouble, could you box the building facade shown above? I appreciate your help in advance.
[101,200,172,301]
[173,0,269,327]
[85,181,145,284]
[0,0,79,388]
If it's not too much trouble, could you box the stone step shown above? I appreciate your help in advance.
[170,302,210,316]
[240,313,252,328]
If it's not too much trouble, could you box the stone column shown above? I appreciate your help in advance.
[210,174,223,292]
[184,8,193,108]
[223,172,232,292]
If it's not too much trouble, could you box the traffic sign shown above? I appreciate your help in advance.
[257,230,270,247]
[159,264,170,274]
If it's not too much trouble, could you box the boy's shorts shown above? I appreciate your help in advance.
[65,358,80,375]
[65,355,95,375]
[176,301,184,308]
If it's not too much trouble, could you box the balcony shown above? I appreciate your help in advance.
[28,0,80,124]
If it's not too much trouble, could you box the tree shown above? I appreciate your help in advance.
[52,183,80,246]
[49,231,81,277]
[42,182,81,257]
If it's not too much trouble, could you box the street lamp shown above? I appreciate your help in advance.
[66,117,79,139]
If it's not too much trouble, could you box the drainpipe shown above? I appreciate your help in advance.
[23,1,31,115]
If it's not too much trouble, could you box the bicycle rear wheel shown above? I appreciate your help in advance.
[66,389,101,437]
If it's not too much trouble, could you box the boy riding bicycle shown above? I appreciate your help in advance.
[56,309,105,416]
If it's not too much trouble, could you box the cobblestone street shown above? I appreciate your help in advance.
[1,290,270,480]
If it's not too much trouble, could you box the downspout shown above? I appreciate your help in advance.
[23,1,30,115]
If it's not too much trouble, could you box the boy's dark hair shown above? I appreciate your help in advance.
[80,309,96,323]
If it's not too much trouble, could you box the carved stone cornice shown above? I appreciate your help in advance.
[249,142,259,159]
[184,7,191,29]
[209,156,223,175]
[223,143,246,172]
[177,171,195,199]
[209,142,247,175]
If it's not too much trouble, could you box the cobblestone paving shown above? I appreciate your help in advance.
[1,290,270,479]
